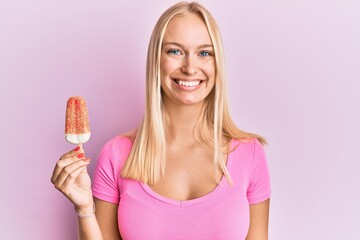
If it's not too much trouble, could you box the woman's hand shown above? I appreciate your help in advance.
[51,145,93,214]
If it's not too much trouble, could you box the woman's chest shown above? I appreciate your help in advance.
[118,180,250,240]
[148,144,225,201]
[150,161,223,201]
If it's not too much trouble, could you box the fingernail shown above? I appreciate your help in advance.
[77,153,84,158]
[74,146,80,152]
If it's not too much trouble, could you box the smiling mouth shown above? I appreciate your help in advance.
[173,79,204,87]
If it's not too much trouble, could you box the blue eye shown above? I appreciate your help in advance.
[199,51,212,57]
[167,49,181,55]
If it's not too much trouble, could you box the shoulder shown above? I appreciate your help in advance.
[100,134,133,153]
[97,133,134,167]
[92,134,135,203]
[229,137,267,170]
[230,137,264,155]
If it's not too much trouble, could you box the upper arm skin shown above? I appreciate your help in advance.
[246,199,270,240]
[94,198,122,240]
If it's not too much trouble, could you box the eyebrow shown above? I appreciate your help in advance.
[163,42,213,49]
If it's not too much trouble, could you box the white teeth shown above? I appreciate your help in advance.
[177,80,200,87]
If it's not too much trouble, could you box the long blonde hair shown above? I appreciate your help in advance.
[121,2,266,185]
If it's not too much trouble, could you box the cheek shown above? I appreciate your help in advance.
[160,58,167,79]
[160,60,174,89]
[160,57,179,78]
[204,61,216,78]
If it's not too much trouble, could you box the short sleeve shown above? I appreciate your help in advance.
[92,139,122,204]
[246,139,271,205]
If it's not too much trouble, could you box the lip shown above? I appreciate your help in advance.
[171,78,205,91]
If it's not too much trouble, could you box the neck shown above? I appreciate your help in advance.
[163,100,204,145]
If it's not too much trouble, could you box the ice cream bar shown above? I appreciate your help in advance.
[65,96,91,144]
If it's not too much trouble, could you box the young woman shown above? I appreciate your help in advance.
[51,2,271,239]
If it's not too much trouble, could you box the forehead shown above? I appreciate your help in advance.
[163,13,212,46]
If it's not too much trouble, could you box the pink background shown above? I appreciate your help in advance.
[1,0,359,239]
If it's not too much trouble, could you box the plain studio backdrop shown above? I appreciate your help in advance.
[0,0,359,239]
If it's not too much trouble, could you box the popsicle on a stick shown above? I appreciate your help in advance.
[65,96,91,144]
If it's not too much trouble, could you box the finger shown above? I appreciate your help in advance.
[53,158,90,190]
[51,151,86,184]
[59,144,83,160]
[61,165,90,193]
[81,165,88,174]
[52,157,90,187]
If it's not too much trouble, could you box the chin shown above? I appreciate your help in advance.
[177,98,204,106]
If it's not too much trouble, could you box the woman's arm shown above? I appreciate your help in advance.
[51,149,103,239]
[77,208,103,240]
[246,199,270,240]
[94,198,122,240]
[51,146,119,240]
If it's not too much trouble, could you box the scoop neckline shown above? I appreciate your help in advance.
[139,139,234,207]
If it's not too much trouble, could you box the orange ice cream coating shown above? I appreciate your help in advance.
[65,96,90,134]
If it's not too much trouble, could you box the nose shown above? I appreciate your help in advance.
[181,55,198,75]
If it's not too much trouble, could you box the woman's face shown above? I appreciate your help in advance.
[160,13,215,107]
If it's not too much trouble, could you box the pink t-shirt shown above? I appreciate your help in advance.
[92,136,271,240]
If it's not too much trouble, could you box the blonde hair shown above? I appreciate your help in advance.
[122,2,266,185]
